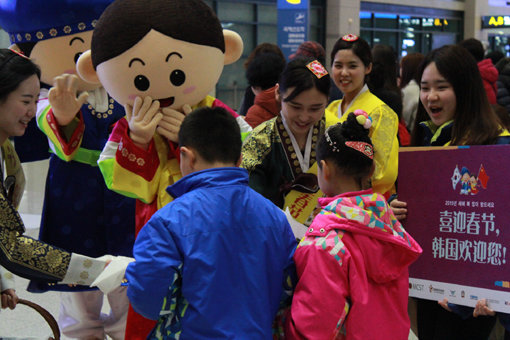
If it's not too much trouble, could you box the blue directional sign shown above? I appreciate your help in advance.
[277,0,309,59]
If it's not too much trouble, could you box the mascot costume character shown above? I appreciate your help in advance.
[0,1,136,339]
[76,0,247,338]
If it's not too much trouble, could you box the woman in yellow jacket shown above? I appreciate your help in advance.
[326,34,399,197]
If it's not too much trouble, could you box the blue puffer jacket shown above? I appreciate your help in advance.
[126,167,297,339]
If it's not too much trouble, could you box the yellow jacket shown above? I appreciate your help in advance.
[326,90,399,195]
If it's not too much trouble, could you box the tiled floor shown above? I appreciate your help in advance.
[0,274,61,339]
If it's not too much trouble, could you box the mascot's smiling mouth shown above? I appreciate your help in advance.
[158,97,175,107]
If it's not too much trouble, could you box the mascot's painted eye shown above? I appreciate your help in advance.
[134,75,150,91]
[170,70,185,86]
[74,52,82,64]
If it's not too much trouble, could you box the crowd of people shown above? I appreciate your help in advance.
[0,1,509,339]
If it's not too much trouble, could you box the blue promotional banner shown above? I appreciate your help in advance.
[277,0,309,59]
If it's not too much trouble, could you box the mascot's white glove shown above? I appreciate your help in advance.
[125,96,163,149]
[157,104,192,143]
[48,74,89,126]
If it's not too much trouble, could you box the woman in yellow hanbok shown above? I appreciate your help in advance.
[326,34,399,197]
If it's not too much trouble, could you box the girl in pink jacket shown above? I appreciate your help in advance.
[285,110,422,339]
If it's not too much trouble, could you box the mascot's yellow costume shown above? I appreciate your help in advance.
[76,0,246,338]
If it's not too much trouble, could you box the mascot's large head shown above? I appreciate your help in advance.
[77,0,243,109]
[0,0,112,89]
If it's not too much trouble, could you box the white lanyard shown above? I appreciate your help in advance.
[338,84,369,118]
[281,114,313,173]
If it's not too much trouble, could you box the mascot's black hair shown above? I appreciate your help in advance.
[92,0,225,68]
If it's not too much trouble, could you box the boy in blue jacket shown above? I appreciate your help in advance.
[125,106,297,339]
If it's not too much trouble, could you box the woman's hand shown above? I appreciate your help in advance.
[390,199,407,220]
[473,299,495,317]
[1,289,18,309]
[438,298,452,312]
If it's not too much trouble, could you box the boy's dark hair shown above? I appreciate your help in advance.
[0,49,41,102]
[91,0,224,68]
[317,113,373,184]
[278,57,330,102]
[458,38,484,62]
[330,35,372,68]
[246,52,286,90]
[178,107,241,164]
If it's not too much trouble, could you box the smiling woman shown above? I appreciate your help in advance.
[411,44,504,147]
[242,57,330,223]
[390,44,510,340]
[0,48,41,207]
[419,62,456,128]
[0,49,57,308]
[0,49,109,312]
[325,34,399,198]
[0,59,39,145]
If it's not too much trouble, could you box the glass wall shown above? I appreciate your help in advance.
[205,0,326,111]
[488,34,510,56]
[360,3,463,58]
